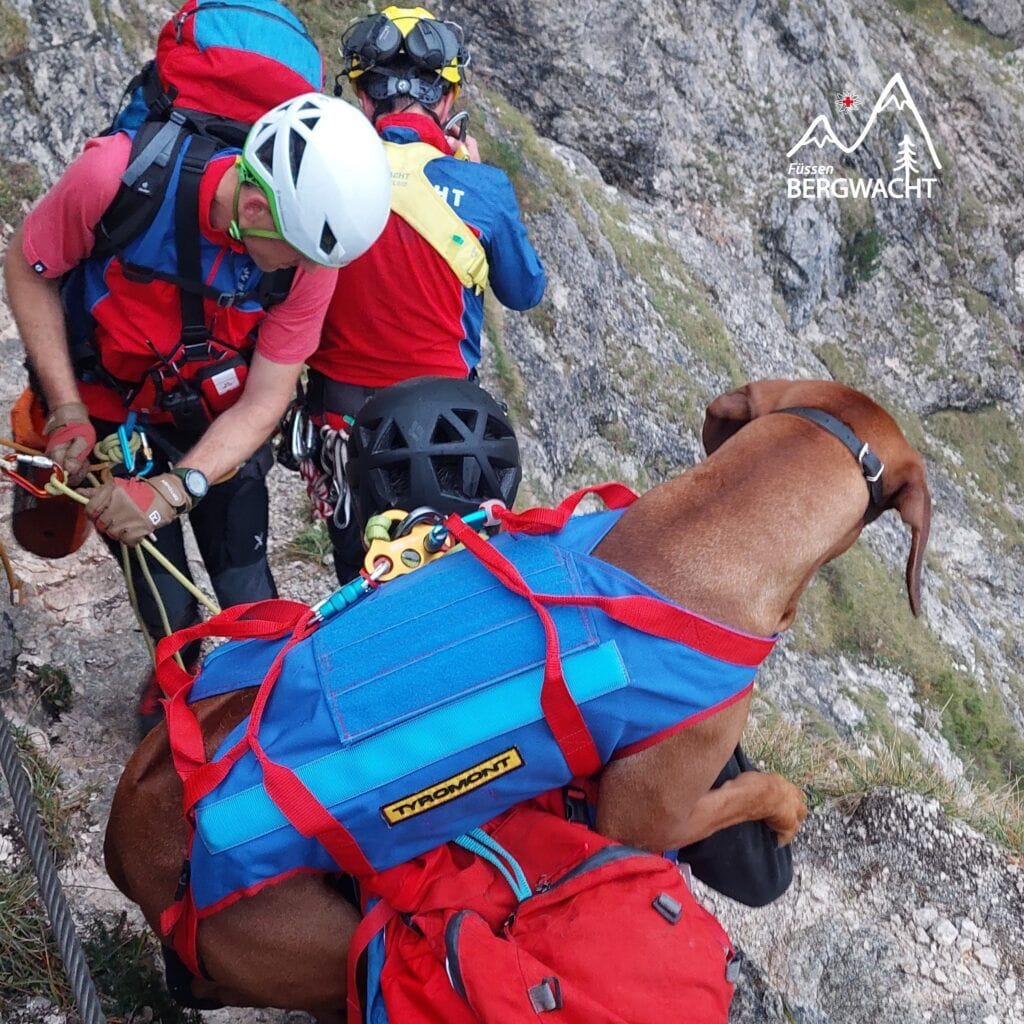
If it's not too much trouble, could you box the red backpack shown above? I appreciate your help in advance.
[349,789,737,1024]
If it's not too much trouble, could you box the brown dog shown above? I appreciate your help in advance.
[104,379,930,1019]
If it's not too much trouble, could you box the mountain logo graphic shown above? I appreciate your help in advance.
[788,73,941,170]
[785,73,941,201]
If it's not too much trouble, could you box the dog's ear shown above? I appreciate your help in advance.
[890,460,931,617]
[702,385,753,456]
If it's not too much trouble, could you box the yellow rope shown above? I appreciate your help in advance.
[133,546,187,670]
[44,475,221,616]
[93,431,141,467]
[120,541,157,664]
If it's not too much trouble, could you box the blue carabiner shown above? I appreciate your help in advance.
[117,412,137,473]
[136,428,154,477]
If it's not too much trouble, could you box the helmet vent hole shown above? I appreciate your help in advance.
[256,138,275,174]
[288,131,307,185]
[299,112,321,130]
[452,407,478,434]
[431,415,467,445]
[431,455,477,499]
[319,221,338,256]
[484,414,514,440]
[377,420,408,453]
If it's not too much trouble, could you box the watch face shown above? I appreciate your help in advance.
[184,469,209,499]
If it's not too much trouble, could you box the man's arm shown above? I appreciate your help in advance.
[176,351,302,480]
[4,226,81,409]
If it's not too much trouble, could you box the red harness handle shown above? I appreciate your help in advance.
[445,484,640,778]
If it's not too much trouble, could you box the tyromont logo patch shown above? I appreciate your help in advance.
[786,73,941,201]
[381,748,525,825]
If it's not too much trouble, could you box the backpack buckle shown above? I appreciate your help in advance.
[563,785,590,826]
[215,291,239,308]
[527,977,562,1013]
[180,325,210,360]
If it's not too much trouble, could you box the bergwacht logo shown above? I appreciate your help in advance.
[786,73,941,200]
[380,747,525,825]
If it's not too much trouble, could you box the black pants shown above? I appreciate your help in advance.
[92,419,278,649]
[305,370,379,585]
[677,746,794,907]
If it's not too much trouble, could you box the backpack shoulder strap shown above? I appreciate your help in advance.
[174,133,219,355]
[256,267,296,310]
[384,141,489,295]
[93,115,191,260]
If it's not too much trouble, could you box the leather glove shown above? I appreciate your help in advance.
[44,402,96,485]
[82,473,192,546]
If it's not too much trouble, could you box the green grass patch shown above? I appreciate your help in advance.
[794,544,1024,785]
[25,665,73,720]
[0,896,201,1020]
[888,0,1015,57]
[0,869,68,1008]
[0,2,27,60]
[485,302,530,429]
[84,914,202,1023]
[0,159,41,225]
[843,227,885,285]
[925,404,1024,549]
[287,520,333,564]
[746,712,1024,855]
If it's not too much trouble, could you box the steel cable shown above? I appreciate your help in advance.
[0,707,107,1024]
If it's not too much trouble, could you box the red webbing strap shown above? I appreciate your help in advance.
[154,599,314,977]
[242,620,376,878]
[526,591,776,667]
[346,898,398,1024]
[491,482,638,535]
[155,599,313,784]
[446,517,603,778]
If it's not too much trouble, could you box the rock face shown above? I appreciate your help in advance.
[719,790,1024,1024]
[0,1,1023,1022]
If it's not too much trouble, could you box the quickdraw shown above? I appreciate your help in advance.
[299,414,355,528]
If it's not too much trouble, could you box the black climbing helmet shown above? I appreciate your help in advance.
[337,6,469,108]
[348,376,521,519]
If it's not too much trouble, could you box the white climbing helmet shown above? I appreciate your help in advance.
[239,93,392,268]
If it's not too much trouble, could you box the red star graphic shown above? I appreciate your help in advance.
[842,95,856,108]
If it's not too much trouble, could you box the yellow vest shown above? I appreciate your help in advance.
[384,141,489,295]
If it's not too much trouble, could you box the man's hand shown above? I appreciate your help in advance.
[448,132,481,163]
[83,473,191,546]
[44,402,96,485]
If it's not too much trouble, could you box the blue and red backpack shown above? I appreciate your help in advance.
[63,0,323,421]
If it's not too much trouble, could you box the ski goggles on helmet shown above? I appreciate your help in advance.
[339,7,468,86]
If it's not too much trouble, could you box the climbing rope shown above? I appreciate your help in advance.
[0,706,107,1024]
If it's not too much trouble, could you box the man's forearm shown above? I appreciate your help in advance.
[176,393,279,481]
[4,226,81,408]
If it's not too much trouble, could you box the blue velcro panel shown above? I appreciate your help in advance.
[197,641,626,854]
[192,0,320,86]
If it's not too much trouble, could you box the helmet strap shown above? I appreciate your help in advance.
[229,157,285,243]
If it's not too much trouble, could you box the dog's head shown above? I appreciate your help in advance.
[702,380,931,616]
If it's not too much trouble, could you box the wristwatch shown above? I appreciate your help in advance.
[172,466,210,503]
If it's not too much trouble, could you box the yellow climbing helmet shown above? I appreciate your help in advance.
[338,6,469,104]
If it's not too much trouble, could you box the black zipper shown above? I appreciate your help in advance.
[175,3,316,45]
[531,844,648,896]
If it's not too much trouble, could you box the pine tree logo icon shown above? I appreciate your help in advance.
[893,135,920,187]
